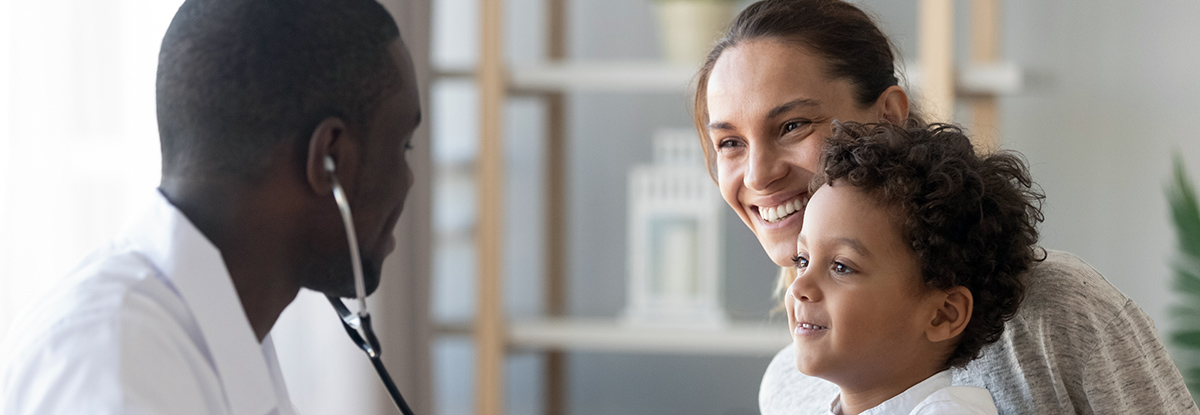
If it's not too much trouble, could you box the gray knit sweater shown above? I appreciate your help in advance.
[758,250,1198,415]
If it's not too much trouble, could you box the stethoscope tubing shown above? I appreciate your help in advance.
[325,156,416,415]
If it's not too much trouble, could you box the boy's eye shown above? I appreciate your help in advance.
[792,255,808,269]
[832,262,852,275]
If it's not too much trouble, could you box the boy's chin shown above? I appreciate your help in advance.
[792,350,826,378]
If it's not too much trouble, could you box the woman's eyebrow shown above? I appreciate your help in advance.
[708,121,737,132]
[766,98,820,120]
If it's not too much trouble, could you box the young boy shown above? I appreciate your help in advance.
[787,122,1044,415]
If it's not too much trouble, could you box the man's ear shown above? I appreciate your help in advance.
[875,85,910,125]
[305,117,358,196]
[926,286,973,343]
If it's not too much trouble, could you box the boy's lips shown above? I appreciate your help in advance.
[795,321,829,336]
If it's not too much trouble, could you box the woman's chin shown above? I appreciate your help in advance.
[764,240,799,267]
[755,218,804,266]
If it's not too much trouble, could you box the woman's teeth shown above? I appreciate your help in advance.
[799,323,827,330]
[762,196,810,223]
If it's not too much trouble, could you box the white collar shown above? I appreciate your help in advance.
[122,190,280,415]
[830,370,953,415]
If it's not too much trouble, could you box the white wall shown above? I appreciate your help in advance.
[861,0,1200,335]
[999,0,1200,333]
[0,0,174,346]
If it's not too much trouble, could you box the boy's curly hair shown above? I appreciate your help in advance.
[813,122,1046,368]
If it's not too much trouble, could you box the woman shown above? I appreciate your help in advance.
[692,1,1196,414]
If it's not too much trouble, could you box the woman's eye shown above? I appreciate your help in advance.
[783,120,809,133]
[716,138,743,151]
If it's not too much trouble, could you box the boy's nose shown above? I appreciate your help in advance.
[789,268,819,303]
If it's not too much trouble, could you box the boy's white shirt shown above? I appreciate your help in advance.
[827,370,997,415]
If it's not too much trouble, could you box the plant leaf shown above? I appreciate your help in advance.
[1168,152,1200,404]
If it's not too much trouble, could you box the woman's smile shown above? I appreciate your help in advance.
[755,194,811,224]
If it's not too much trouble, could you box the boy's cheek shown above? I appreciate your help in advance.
[783,293,797,324]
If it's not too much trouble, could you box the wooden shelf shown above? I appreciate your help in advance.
[903,61,1025,96]
[507,318,791,356]
[497,60,1025,96]
[508,61,699,93]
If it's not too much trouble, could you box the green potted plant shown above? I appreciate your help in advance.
[651,0,741,64]
[1168,152,1200,403]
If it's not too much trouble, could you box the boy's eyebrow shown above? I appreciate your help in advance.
[797,235,872,257]
[834,237,871,257]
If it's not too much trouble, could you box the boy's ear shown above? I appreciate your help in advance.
[926,286,973,343]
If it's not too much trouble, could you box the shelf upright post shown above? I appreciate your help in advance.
[918,0,955,123]
[543,0,568,414]
[970,0,1001,151]
[477,0,507,413]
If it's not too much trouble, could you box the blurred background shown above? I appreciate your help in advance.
[2,0,1200,414]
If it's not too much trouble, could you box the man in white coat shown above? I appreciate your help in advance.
[0,0,422,413]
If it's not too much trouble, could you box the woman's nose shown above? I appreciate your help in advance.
[744,143,787,192]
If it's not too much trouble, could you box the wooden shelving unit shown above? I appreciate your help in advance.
[472,1,794,413]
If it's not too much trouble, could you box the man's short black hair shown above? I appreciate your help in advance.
[157,0,402,180]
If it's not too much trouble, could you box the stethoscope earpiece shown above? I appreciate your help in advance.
[323,155,337,174]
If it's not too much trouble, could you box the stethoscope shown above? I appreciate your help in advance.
[324,155,416,415]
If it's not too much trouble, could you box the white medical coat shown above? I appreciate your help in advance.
[0,190,299,415]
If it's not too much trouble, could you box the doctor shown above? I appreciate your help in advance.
[0,0,420,413]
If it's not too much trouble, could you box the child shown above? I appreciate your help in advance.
[787,122,1044,415]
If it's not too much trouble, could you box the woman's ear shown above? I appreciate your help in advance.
[875,85,910,125]
[926,286,973,343]
[305,117,357,196]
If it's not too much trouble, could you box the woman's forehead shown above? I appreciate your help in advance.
[707,40,855,118]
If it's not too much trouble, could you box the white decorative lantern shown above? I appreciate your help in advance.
[623,129,726,328]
